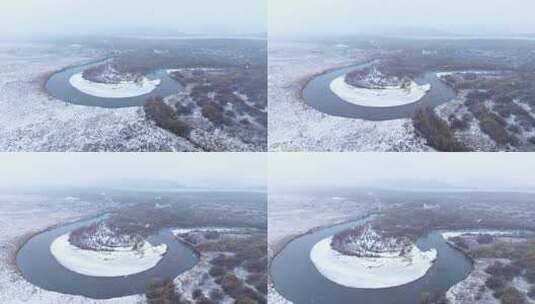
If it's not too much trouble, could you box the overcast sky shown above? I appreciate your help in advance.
[269,153,535,191]
[269,0,535,37]
[0,0,266,39]
[0,153,266,191]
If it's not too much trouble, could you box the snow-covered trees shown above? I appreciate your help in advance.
[330,224,412,257]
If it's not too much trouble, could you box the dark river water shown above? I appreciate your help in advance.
[271,218,473,304]
[16,216,198,299]
[303,62,457,121]
[45,60,183,108]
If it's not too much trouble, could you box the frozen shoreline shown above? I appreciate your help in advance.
[69,73,161,98]
[330,75,431,107]
[50,233,167,277]
[441,230,529,240]
[310,237,437,289]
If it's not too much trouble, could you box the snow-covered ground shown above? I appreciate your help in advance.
[50,233,167,277]
[69,73,160,98]
[172,227,246,235]
[441,230,529,240]
[434,91,499,152]
[330,76,431,107]
[0,194,140,303]
[268,284,294,304]
[446,259,501,304]
[442,230,535,304]
[310,236,437,288]
[268,41,431,151]
[0,42,199,151]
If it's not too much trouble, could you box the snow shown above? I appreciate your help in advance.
[268,284,293,304]
[0,193,141,303]
[69,73,160,98]
[434,92,499,152]
[436,71,495,78]
[172,227,244,235]
[330,75,431,107]
[446,259,500,304]
[268,41,431,152]
[310,237,437,289]
[0,43,199,151]
[50,233,167,277]
[441,230,527,240]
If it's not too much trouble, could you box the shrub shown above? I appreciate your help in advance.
[485,275,505,291]
[449,114,470,131]
[451,236,469,250]
[413,108,469,152]
[209,266,226,278]
[486,262,521,281]
[210,254,241,270]
[209,289,224,301]
[144,97,191,137]
[146,278,182,304]
[500,287,527,304]
[528,285,535,299]
[477,234,494,244]
[192,289,203,299]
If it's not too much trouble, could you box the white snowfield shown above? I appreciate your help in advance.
[172,227,244,235]
[330,75,431,107]
[69,73,161,98]
[0,44,199,152]
[310,237,437,289]
[441,230,529,240]
[50,233,167,277]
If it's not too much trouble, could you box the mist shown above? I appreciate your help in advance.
[269,0,535,38]
[0,0,266,40]
[0,153,266,191]
[269,153,535,191]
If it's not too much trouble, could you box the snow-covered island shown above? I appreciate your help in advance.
[310,225,437,289]
[69,63,161,98]
[330,66,431,107]
[50,222,168,277]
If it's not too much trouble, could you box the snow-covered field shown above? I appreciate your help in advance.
[0,42,198,151]
[446,259,501,304]
[442,230,535,304]
[330,76,431,107]
[69,73,160,98]
[50,233,167,277]
[441,230,529,240]
[268,41,431,151]
[0,194,139,303]
[310,237,437,288]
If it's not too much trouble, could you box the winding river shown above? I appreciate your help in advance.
[303,62,457,121]
[45,60,183,108]
[16,216,198,299]
[271,218,473,304]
